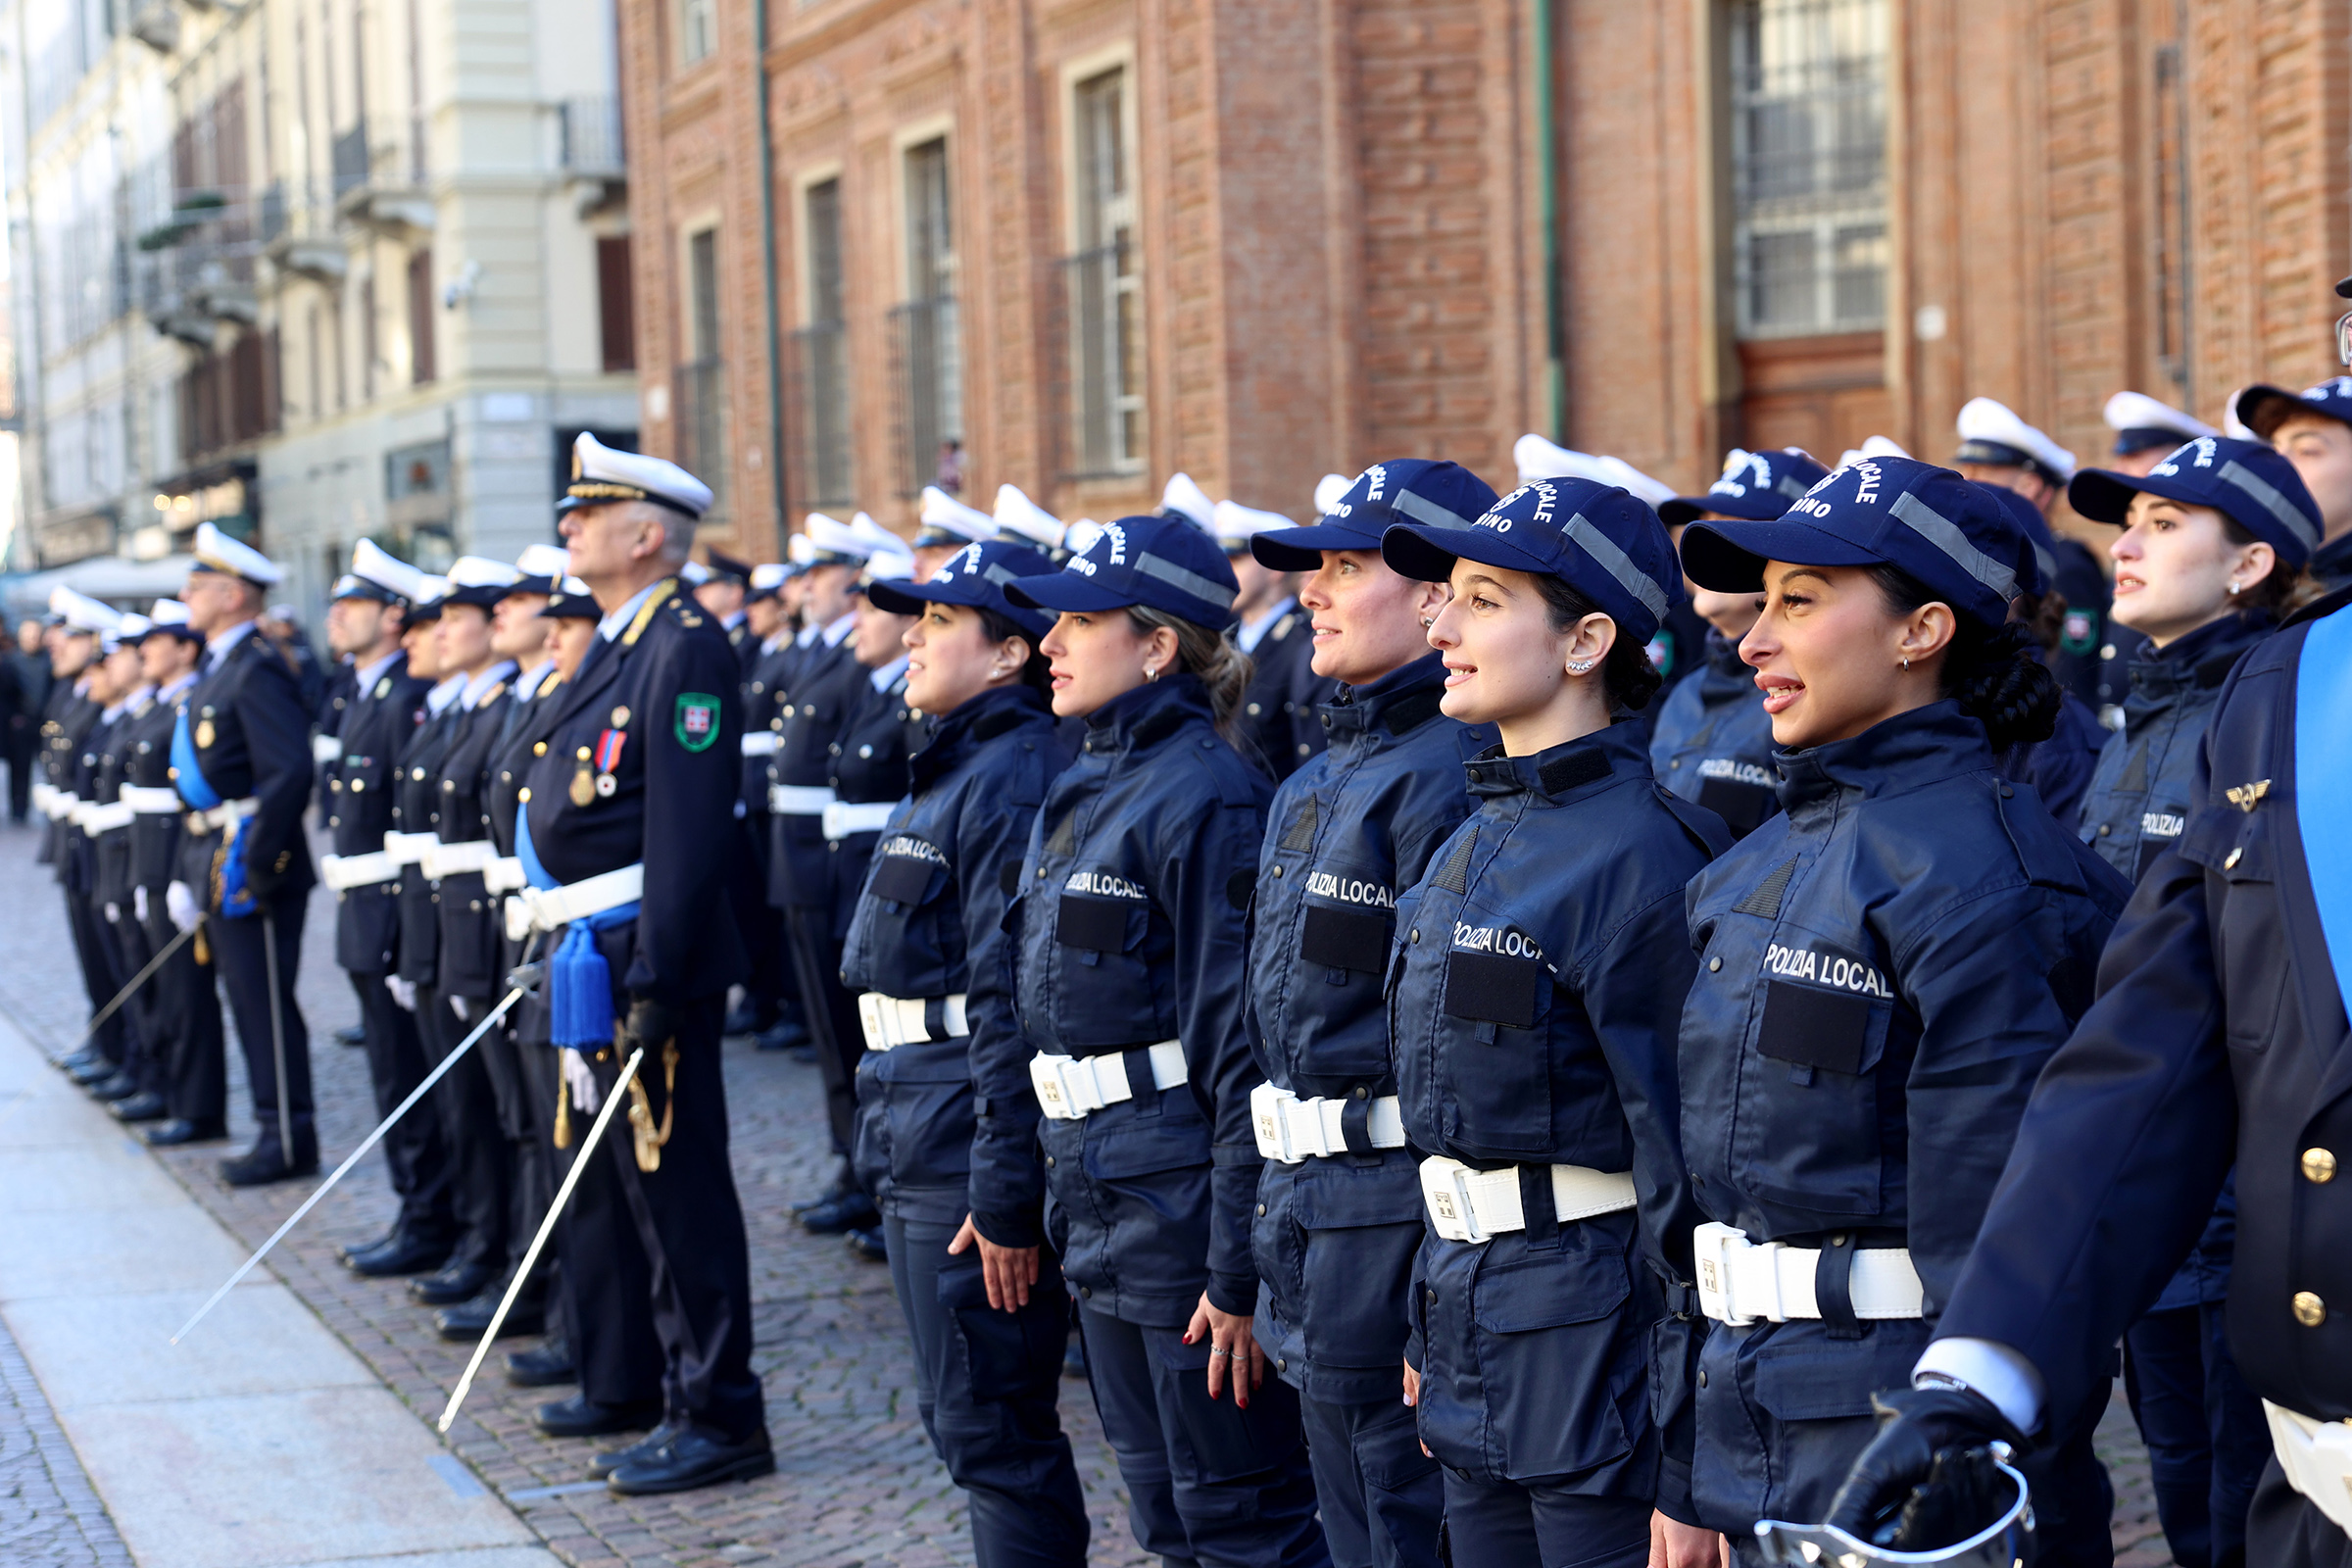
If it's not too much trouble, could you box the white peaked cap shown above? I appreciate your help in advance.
[849,513,908,558]
[1955,396,2076,481]
[49,586,122,633]
[1160,473,1216,531]
[193,520,283,585]
[993,484,1066,549]
[557,576,590,597]
[1838,434,1912,467]
[804,513,875,562]
[917,485,998,544]
[2223,390,2257,441]
[110,614,150,648]
[351,538,429,602]
[679,561,711,585]
[414,575,452,604]
[1064,518,1105,557]
[1314,473,1353,516]
[148,599,192,627]
[750,563,789,592]
[564,431,713,520]
[1512,435,1677,507]
[786,532,818,566]
[1593,455,1677,508]
[446,555,524,590]
[864,547,916,584]
[2103,390,2217,441]
[514,542,571,580]
[1210,499,1295,544]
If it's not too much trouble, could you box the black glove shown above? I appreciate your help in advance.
[621,997,678,1055]
[1824,1385,2027,1547]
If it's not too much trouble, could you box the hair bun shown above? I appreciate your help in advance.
[1951,618,2061,752]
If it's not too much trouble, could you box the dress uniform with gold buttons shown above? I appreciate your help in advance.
[722,562,801,1051]
[42,593,125,1082]
[79,614,156,1113]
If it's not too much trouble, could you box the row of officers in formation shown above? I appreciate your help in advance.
[29,332,2352,1566]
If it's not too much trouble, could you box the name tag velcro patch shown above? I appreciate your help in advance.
[1300,903,1392,973]
[1444,950,1542,1029]
[867,854,936,905]
[1057,893,1135,953]
[1755,980,1872,1075]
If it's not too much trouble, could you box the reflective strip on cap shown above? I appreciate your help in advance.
[1774,473,1812,500]
[2218,460,2321,551]
[1134,551,1240,611]
[1889,491,2019,601]
[1390,488,1483,533]
[1560,512,1670,622]
[982,563,1020,586]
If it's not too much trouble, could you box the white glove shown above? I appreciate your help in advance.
[133,885,149,924]
[563,1050,604,1114]
[103,902,120,924]
[450,994,470,1022]
[165,881,199,934]
[385,974,417,1012]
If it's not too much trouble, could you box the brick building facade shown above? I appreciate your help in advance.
[619,0,2352,560]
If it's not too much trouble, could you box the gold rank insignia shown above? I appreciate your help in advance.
[195,719,216,748]
[570,745,597,807]
[2227,779,2272,812]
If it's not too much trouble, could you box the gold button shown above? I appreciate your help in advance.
[534,742,547,757]
[518,787,531,803]
[577,747,591,760]
[2304,1148,2337,1183]
[2295,1291,2328,1327]
[2226,847,2243,870]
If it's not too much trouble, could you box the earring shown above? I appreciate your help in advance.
[2228,581,2242,596]
[1145,664,1161,683]
[1420,616,1436,629]
[1900,656,1910,670]
[1568,659,1594,674]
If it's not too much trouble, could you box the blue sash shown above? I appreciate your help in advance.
[516,806,640,1051]
[2294,606,2352,1014]
[172,706,256,918]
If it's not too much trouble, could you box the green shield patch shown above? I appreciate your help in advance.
[674,693,721,752]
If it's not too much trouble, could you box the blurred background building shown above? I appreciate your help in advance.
[1,0,2345,603]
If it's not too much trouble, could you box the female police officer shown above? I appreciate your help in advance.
[1652,449,1830,840]
[1243,459,1498,1568]
[2059,436,2320,1568]
[1002,516,1327,1568]
[1378,477,1726,1568]
[838,537,1088,1567]
[1674,456,2130,1561]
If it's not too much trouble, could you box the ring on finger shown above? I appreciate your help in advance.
[1209,1347,1231,1357]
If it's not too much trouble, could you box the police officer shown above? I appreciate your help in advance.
[1653,448,1832,839]
[75,614,150,1109]
[2103,391,2218,480]
[1374,478,1723,1567]
[838,536,1089,1566]
[125,600,226,1146]
[1243,459,1499,1568]
[992,481,1070,557]
[2234,376,2352,591]
[2041,439,2318,1568]
[1673,457,2130,1561]
[1827,280,2352,1568]
[1953,396,2117,710]
[168,524,320,1186]
[496,578,668,1437]
[44,594,123,1088]
[521,434,766,1495]
[727,562,808,1054]
[1214,498,1329,780]
[1002,515,1326,1568]
[692,549,756,664]
[88,615,161,1119]
[912,483,999,580]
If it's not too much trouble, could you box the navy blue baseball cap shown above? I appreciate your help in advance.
[2067,436,2319,568]
[866,538,1060,639]
[1657,447,1832,528]
[1250,460,1501,572]
[1005,513,1241,632]
[1381,476,1680,645]
[1970,481,2061,598]
[1682,456,2028,628]
[2234,376,2352,442]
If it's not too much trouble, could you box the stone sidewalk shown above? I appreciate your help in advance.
[0,814,2178,1566]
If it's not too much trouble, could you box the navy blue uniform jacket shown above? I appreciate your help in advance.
[174,628,319,911]
[1650,630,1780,839]
[325,657,429,974]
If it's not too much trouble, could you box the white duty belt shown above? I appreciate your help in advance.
[1691,1221,1925,1325]
[858,992,969,1053]
[1251,1082,1406,1163]
[311,733,342,765]
[1031,1042,1187,1120]
[768,784,834,816]
[120,785,182,815]
[741,731,781,758]
[503,863,645,942]
[2266,1401,2352,1537]
[1420,1156,1638,1244]
[29,782,54,815]
[823,801,897,841]
[420,839,498,880]
[40,789,79,820]
[382,829,439,866]
[320,852,400,892]
[483,857,528,895]
[78,801,135,834]
[187,797,261,834]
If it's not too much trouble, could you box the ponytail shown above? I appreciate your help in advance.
[1871,565,2061,752]
[1126,606,1253,742]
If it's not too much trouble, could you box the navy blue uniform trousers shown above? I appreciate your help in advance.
[2126,1301,2270,1568]
[1298,1394,1443,1568]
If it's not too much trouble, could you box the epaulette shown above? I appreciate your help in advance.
[619,579,679,649]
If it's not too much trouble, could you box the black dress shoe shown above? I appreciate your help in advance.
[67,1055,119,1086]
[506,1339,577,1388]
[753,1018,810,1053]
[606,1425,776,1495]
[844,1226,888,1263]
[56,1047,107,1074]
[333,1023,366,1048]
[220,1138,319,1188]
[107,1091,169,1123]
[436,1287,545,1342]
[409,1260,494,1305]
[537,1394,662,1440]
[87,1071,141,1102]
[144,1117,227,1147]
[589,1419,684,1479]
[344,1231,452,1278]
[797,1192,881,1236]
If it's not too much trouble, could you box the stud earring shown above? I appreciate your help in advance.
[1568,659,1594,674]
[1145,664,1161,683]
[1900,656,1911,670]
[1420,616,1436,629]
[2228,581,2242,596]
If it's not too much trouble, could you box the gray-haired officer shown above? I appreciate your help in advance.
[519,433,767,1494]
[2234,375,2352,591]
[2103,391,2218,480]
[169,524,320,1186]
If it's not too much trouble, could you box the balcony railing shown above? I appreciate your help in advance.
[788,323,853,508]
[674,358,730,518]
[331,124,371,201]
[887,296,961,499]
[560,97,626,177]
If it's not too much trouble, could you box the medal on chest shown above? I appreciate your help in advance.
[569,745,597,807]
[195,706,216,749]
[593,727,625,797]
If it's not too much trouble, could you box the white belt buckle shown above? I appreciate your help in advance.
[1031,1053,1097,1119]
[1693,1222,1748,1326]
[1448,1166,1487,1246]
[1251,1082,1296,1163]
[504,895,531,945]
[1060,1054,1111,1116]
[858,992,890,1053]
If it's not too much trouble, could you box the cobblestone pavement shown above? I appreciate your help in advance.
[0,1310,133,1568]
[0,815,2182,1566]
